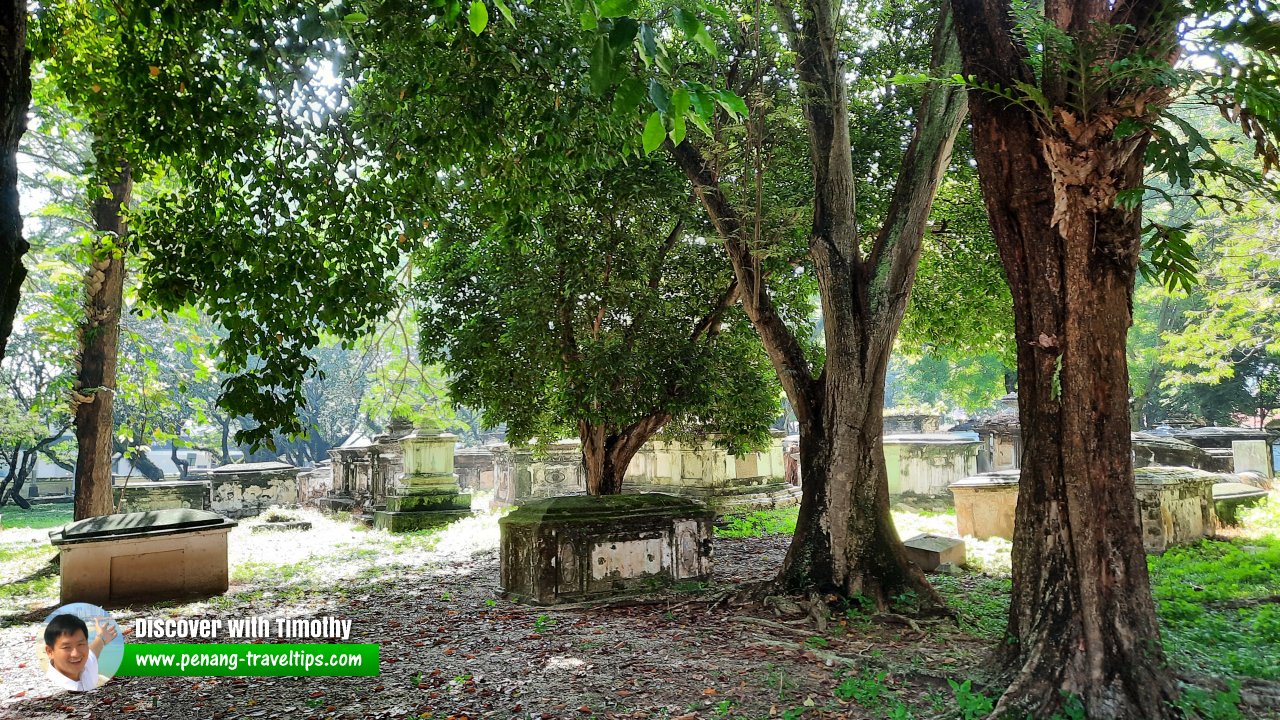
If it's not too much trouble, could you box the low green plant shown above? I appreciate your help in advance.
[834,671,886,707]
[948,679,994,720]
[533,614,556,633]
[715,507,799,538]
[1149,536,1280,679]
[1174,682,1244,720]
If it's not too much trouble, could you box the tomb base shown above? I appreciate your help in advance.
[500,493,713,605]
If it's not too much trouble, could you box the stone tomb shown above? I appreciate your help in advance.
[624,435,799,513]
[949,466,1218,552]
[499,494,713,604]
[949,470,1021,540]
[493,435,799,514]
[883,434,981,495]
[50,509,236,605]
[115,480,207,513]
[902,533,966,572]
[373,429,472,532]
[209,461,300,518]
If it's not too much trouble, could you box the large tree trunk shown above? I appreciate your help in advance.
[73,161,132,520]
[0,0,30,360]
[579,414,668,495]
[781,395,931,603]
[953,2,1180,715]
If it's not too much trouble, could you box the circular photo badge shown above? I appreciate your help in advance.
[39,602,124,692]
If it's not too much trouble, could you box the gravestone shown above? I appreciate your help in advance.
[499,493,713,604]
[902,534,966,572]
[374,429,471,532]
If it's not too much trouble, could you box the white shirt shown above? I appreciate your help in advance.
[46,649,99,691]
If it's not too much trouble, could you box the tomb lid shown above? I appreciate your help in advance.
[883,433,982,445]
[903,533,964,552]
[50,509,233,545]
[972,408,1021,434]
[949,470,1021,488]
[211,461,295,474]
[1212,482,1269,501]
[1134,466,1221,485]
[401,428,458,442]
[1131,432,1203,452]
[1171,426,1271,448]
[500,492,713,527]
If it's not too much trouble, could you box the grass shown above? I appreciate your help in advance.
[1149,491,1280,681]
[715,507,799,538]
[0,503,74,530]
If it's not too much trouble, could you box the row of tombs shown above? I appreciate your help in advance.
[53,407,1274,607]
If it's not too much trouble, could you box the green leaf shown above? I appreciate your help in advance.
[673,7,700,38]
[670,113,687,145]
[612,77,646,114]
[492,0,516,27]
[589,35,613,95]
[714,89,748,119]
[692,28,717,58]
[580,11,598,30]
[468,1,488,35]
[639,23,658,63]
[343,12,369,24]
[598,0,638,18]
[609,17,638,50]
[649,79,671,114]
[642,111,665,154]
[671,86,691,118]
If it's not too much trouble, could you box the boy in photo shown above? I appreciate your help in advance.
[44,613,118,691]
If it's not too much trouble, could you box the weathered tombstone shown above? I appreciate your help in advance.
[115,480,208,512]
[883,434,981,495]
[624,434,799,514]
[208,461,300,518]
[499,494,713,604]
[50,509,236,605]
[1133,466,1217,553]
[373,429,471,532]
[949,471,1021,539]
[1231,440,1273,477]
[952,466,1220,552]
[1131,432,1214,470]
[902,533,966,572]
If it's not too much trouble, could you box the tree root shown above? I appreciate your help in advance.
[1202,594,1280,610]
[1176,672,1280,710]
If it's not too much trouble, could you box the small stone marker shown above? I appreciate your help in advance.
[903,533,966,573]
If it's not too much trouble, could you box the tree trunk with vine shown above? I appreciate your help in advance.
[73,161,132,520]
[953,1,1181,715]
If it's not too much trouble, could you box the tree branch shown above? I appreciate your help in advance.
[864,2,968,338]
[667,140,818,421]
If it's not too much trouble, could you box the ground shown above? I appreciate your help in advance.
[0,494,1276,720]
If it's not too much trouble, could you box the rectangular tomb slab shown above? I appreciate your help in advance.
[499,493,713,605]
[50,509,237,606]
[903,533,966,572]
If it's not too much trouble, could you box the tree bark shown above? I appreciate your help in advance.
[0,0,30,361]
[579,414,669,495]
[73,161,132,520]
[952,1,1181,715]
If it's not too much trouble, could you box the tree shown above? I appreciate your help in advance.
[416,161,780,495]
[0,0,29,361]
[657,0,967,602]
[32,0,286,516]
[951,1,1280,714]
